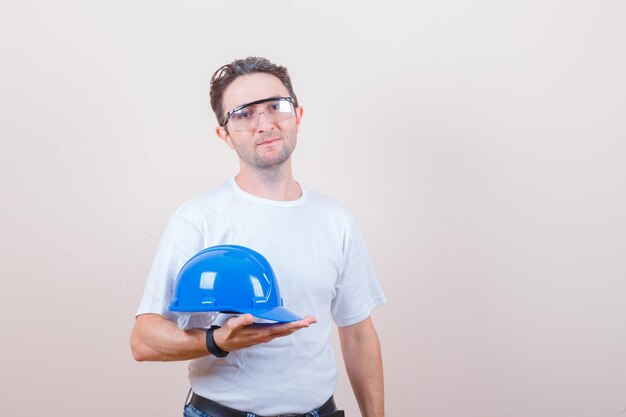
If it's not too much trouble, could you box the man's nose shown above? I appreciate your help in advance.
[256,112,274,130]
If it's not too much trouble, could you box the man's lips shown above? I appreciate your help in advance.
[256,137,280,146]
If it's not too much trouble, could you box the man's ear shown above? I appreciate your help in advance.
[295,106,304,132]
[216,126,235,149]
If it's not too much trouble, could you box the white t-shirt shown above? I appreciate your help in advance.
[136,179,386,415]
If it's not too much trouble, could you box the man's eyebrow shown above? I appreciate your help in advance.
[229,96,285,114]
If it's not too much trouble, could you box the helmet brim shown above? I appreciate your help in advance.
[252,306,302,323]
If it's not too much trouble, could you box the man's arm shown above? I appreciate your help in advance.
[338,317,384,417]
[130,314,208,361]
[131,313,316,362]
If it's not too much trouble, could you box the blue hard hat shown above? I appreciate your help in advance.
[169,245,301,323]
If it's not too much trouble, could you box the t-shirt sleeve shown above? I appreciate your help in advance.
[135,211,205,322]
[331,218,387,327]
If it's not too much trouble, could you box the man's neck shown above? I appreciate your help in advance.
[235,164,301,202]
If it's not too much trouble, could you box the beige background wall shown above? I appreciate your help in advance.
[2,1,625,416]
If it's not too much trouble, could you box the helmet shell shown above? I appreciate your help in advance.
[169,245,301,323]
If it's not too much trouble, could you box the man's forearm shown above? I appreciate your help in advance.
[130,313,318,362]
[339,317,385,417]
[131,313,208,362]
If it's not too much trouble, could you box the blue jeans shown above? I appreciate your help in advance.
[183,403,325,417]
[184,403,212,417]
[183,403,258,417]
[183,404,210,417]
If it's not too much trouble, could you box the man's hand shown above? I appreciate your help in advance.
[213,314,317,352]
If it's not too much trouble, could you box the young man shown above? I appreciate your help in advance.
[131,57,386,417]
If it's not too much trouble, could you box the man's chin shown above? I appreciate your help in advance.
[254,158,290,170]
[254,149,293,169]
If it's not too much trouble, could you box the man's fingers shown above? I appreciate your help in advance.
[254,317,317,338]
[300,316,318,325]
[227,315,316,329]
[216,314,317,351]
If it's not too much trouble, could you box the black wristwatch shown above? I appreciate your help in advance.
[206,325,229,357]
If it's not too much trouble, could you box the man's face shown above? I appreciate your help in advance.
[216,73,303,170]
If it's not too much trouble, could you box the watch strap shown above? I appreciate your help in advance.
[206,325,229,357]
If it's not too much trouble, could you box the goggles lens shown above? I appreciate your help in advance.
[226,97,295,131]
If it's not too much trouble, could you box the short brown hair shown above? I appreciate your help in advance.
[210,56,299,126]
